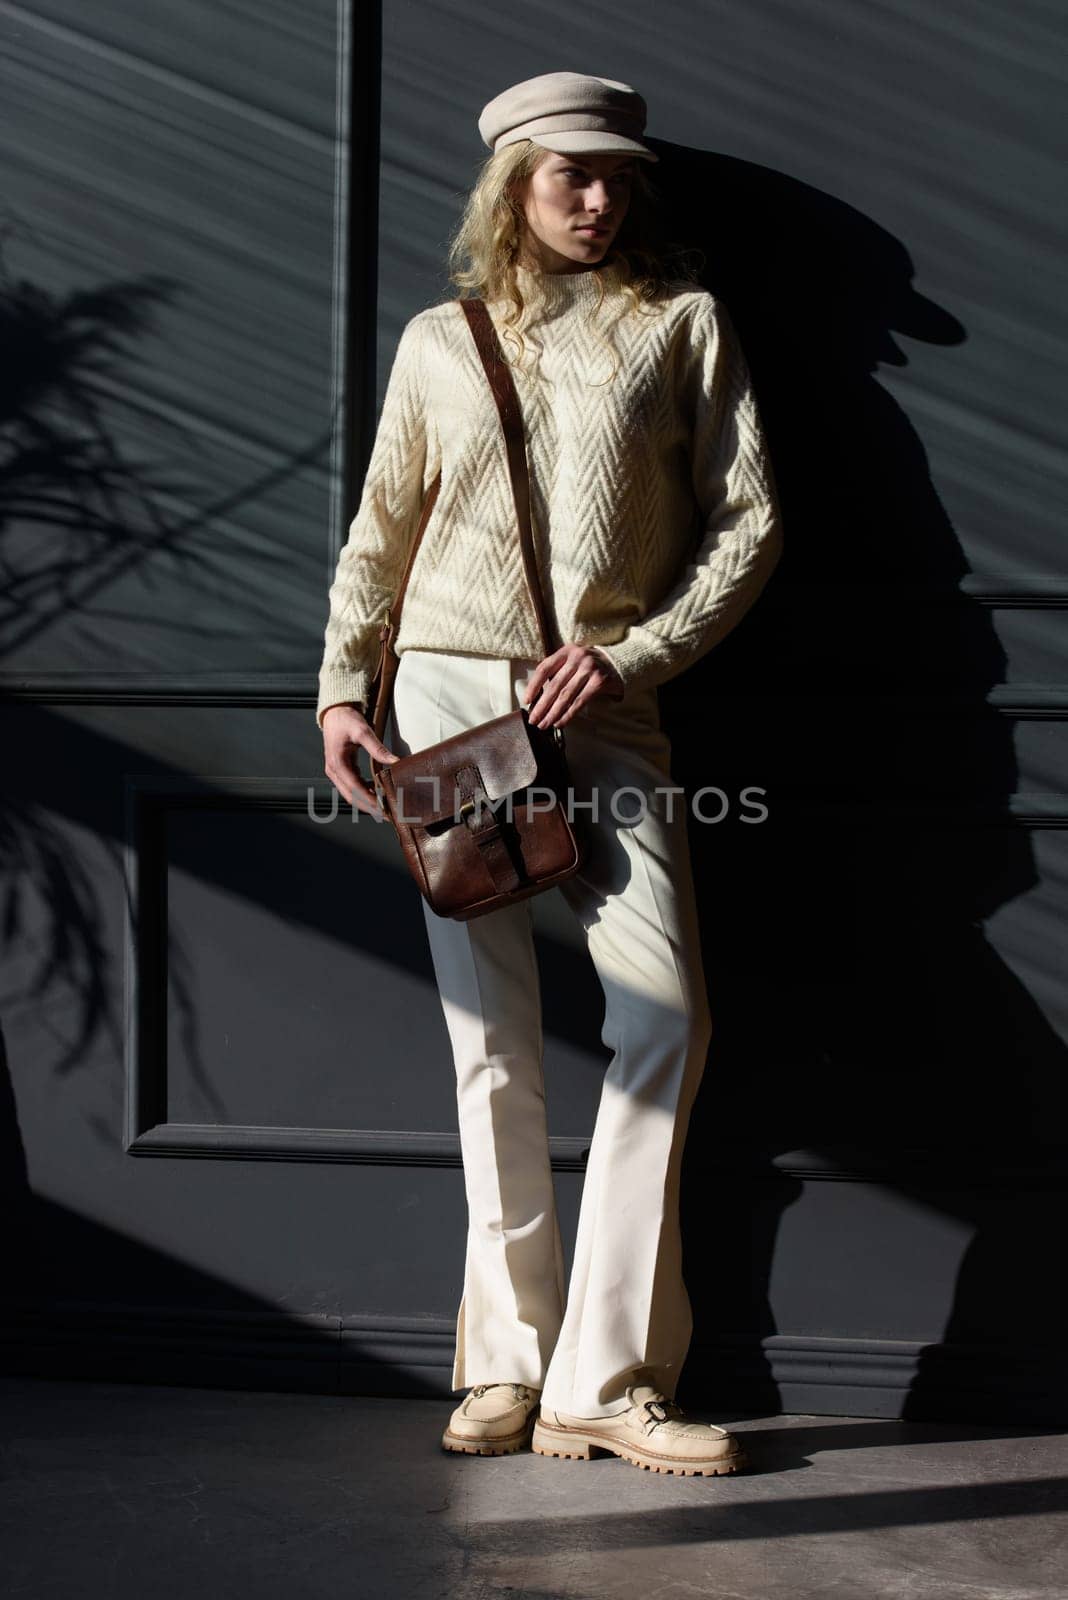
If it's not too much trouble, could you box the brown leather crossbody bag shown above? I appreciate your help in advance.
[365,297,588,921]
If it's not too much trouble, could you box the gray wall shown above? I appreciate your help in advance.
[2,0,1066,1421]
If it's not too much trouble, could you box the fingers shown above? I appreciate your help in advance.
[524,645,583,726]
[323,709,400,820]
[522,646,569,721]
[324,749,386,819]
[546,672,601,728]
[324,762,384,819]
[361,732,399,765]
[525,645,620,729]
[530,666,585,727]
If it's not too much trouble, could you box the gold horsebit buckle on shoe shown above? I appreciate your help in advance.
[471,1383,531,1400]
[642,1398,683,1426]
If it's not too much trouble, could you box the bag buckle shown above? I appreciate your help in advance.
[459,793,502,838]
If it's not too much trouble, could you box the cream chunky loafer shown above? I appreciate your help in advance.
[531,1382,748,1476]
[441,1382,541,1455]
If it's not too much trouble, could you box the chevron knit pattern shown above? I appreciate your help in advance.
[316,263,783,727]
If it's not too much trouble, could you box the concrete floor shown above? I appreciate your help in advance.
[2,1377,1066,1599]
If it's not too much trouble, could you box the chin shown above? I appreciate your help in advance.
[570,238,611,258]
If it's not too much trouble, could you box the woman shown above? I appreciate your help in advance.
[317,71,783,1476]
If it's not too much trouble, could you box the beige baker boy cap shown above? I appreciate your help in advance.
[478,70,659,163]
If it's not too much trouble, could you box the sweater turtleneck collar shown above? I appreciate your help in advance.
[513,262,606,314]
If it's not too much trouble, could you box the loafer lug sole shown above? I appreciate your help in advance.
[530,1416,747,1476]
[441,1412,537,1455]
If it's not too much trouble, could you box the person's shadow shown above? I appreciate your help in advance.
[640,142,1068,1422]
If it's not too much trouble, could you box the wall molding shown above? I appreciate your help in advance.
[4,672,1068,721]
[128,1121,594,1171]
[2,1302,1064,1422]
[957,576,1068,607]
[1,672,315,707]
[0,575,1067,708]
[122,774,1068,1174]
[122,772,598,1168]
[124,1121,1068,1188]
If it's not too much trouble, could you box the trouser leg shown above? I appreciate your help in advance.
[522,669,714,1419]
[390,650,566,1392]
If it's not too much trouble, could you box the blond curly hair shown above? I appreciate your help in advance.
[445,142,703,382]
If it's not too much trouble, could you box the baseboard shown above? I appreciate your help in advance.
[2,1300,1064,1423]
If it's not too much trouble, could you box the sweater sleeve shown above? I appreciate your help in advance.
[316,317,430,729]
[591,295,783,696]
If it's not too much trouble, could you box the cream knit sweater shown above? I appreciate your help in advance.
[316,263,783,728]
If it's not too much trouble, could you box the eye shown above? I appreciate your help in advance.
[561,167,632,183]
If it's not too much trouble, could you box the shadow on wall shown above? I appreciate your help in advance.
[0,218,335,666]
[2,150,1067,1422]
[642,142,1068,1420]
[0,225,187,661]
[0,1019,438,1400]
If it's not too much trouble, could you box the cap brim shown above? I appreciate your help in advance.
[530,131,658,163]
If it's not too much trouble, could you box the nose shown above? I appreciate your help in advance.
[585,180,613,214]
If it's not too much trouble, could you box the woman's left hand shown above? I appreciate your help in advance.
[523,643,624,730]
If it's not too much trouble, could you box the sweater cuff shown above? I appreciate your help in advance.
[586,644,627,699]
[586,637,658,697]
[317,666,371,730]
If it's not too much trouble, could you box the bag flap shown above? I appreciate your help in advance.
[380,710,541,826]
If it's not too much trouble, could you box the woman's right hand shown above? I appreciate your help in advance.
[322,704,400,820]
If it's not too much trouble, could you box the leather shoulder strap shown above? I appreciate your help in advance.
[368,297,554,747]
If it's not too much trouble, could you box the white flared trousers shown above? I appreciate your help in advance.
[389,647,713,1419]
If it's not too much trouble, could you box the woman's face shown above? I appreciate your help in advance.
[515,150,635,272]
